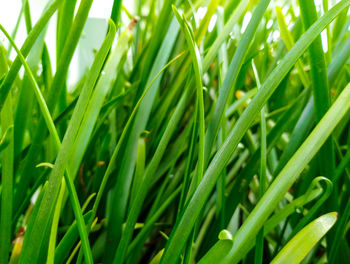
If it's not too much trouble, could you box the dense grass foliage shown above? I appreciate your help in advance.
[0,0,350,263]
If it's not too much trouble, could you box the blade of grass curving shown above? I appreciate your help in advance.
[272,176,334,254]
[174,9,206,263]
[174,6,205,197]
[271,212,337,264]
[285,177,333,240]
[263,183,326,235]
[160,2,350,262]
[0,0,63,110]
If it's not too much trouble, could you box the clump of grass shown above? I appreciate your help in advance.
[0,0,350,263]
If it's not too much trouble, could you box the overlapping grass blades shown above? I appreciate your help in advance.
[160,1,350,263]
[1,0,350,263]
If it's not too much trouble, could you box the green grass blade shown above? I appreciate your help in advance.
[271,212,337,264]
[110,0,123,24]
[252,59,266,264]
[0,46,13,264]
[56,0,77,60]
[47,180,66,264]
[173,6,205,195]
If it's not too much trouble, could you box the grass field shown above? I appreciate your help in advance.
[0,0,350,263]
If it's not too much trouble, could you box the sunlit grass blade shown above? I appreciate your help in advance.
[271,212,337,264]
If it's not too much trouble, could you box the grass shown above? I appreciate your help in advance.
[0,0,350,263]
